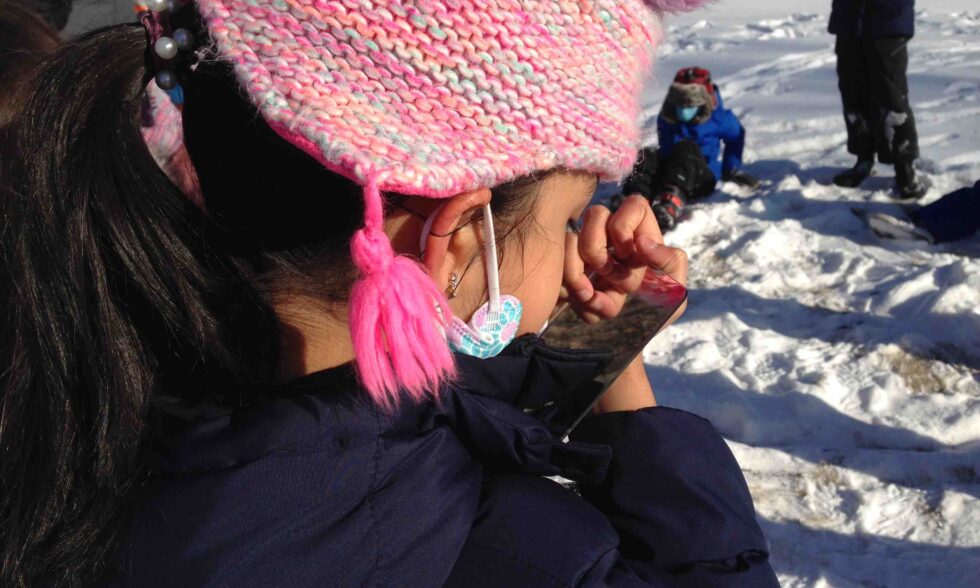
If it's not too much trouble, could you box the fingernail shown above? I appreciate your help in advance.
[591,297,604,311]
[639,237,661,252]
[575,289,592,301]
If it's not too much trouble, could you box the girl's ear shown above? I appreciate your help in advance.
[421,187,493,286]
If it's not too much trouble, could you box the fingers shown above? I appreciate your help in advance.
[588,196,661,300]
[564,229,605,319]
[578,206,612,276]
[562,197,689,325]
[636,237,689,287]
[606,195,663,261]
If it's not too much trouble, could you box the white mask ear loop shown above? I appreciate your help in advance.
[418,201,501,315]
[418,203,446,256]
[482,202,502,314]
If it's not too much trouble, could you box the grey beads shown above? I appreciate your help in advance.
[144,0,168,12]
[154,37,177,60]
[173,28,194,51]
[154,70,178,91]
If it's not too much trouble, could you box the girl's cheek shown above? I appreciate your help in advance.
[512,247,565,334]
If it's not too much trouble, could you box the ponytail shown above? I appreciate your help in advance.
[1,25,271,586]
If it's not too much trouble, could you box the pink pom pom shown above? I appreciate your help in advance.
[348,178,456,409]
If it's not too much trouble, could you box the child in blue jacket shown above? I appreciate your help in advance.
[623,67,759,231]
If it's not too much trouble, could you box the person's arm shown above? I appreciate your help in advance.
[717,111,762,188]
[570,402,778,587]
[717,110,745,176]
[559,195,775,586]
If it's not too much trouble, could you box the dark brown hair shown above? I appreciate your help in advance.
[0,0,61,127]
[1,18,543,588]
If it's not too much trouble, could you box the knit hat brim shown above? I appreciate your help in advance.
[195,0,677,197]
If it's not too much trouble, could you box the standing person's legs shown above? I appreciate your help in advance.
[866,36,919,163]
[867,36,925,198]
[835,35,876,162]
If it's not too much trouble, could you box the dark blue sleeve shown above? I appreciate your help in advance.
[569,407,778,587]
[716,110,745,175]
[657,116,680,159]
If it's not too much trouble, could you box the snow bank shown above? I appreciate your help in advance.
[644,2,980,586]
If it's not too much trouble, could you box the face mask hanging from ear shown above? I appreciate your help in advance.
[422,203,523,358]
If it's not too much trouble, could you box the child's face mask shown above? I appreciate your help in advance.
[422,203,523,359]
[677,106,700,123]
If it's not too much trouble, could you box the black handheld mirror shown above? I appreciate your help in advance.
[538,269,687,437]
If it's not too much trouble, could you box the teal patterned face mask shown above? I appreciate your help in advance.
[423,202,524,359]
[446,295,523,358]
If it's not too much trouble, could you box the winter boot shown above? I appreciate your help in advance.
[650,188,685,232]
[833,157,875,188]
[894,161,927,200]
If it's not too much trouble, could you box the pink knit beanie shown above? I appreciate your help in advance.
[193,0,708,406]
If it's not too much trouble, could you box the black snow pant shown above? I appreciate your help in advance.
[835,35,919,164]
[623,140,717,206]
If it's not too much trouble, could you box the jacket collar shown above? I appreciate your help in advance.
[152,335,614,483]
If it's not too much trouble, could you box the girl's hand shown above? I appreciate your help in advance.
[562,195,688,323]
[560,195,690,413]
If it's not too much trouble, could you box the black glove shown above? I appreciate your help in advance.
[723,169,761,189]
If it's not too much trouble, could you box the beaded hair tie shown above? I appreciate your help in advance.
[135,0,195,104]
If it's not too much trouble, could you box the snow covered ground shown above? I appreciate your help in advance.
[638,2,980,586]
[62,1,979,586]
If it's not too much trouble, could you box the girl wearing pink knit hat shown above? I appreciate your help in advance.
[1,1,776,586]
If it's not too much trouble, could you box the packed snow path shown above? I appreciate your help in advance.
[641,4,980,587]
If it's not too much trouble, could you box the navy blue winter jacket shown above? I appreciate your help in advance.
[657,88,745,180]
[105,336,778,587]
[829,0,915,38]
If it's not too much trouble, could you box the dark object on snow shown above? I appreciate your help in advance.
[833,158,875,188]
[894,160,927,200]
[103,338,778,587]
[724,168,761,189]
[866,212,934,243]
[829,0,915,38]
[865,180,979,243]
[910,180,980,242]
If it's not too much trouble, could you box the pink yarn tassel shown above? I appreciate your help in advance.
[348,178,456,409]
